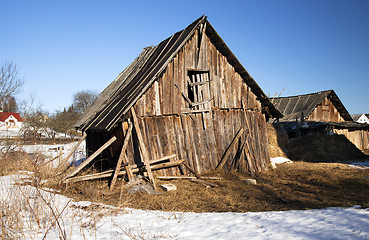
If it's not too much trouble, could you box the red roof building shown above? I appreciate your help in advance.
[0,112,23,127]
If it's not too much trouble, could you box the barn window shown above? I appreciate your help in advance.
[187,70,212,109]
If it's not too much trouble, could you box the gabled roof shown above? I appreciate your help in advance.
[272,90,352,122]
[76,16,282,132]
[0,112,22,122]
[351,114,363,122]
[351,113,369,123]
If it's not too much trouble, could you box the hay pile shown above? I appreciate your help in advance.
[288,134,367,162]
[267,123,289,158]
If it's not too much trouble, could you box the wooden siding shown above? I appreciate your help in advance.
[334,129,369,150]
[134,29,261,117]
[115,109,270,175]
[85,25,271,176]
[307,97,346,122]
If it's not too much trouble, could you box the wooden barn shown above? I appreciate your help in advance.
[73,16,283,184]
[272,90,369,150]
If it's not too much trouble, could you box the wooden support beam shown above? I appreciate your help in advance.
[65,159,184,183]
[42,154,61,166]
[241,100,257,161]
[64,136,117,180]
[174,83,193,106]
[131,107,157,190]
[188,79,212,87]
[190,178,219,188]
[110,122,133,191]
[216,127,245,169]
[56,133,87,172]
[191,98,213,107]
[181,162,202,179]
[180,108,211,114]
[150,154,176,164]
[157,176,222,180]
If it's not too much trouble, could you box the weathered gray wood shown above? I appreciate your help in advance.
[216,127,244,169]
[150,154,176,164]
[131,107,157,190]
[180,108,211,114]
[188,79,212,87]
[110,122,133,191]
[65,159,185,183]
[190,178,218,187]
[174,83,193,106]
[182,162,202,179]
[65,136,117,179]
[56,133,87,172]
[157,176,222,180]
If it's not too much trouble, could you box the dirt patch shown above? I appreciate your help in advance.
[288,135,367,162]
[60,161,369,212]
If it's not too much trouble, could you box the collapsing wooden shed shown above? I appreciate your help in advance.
[74,16,283,182]
[272,90,369,150]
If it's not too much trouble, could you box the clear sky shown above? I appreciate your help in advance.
[1,0,368,114]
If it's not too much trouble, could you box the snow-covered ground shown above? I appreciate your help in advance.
[1,164,369,239]
[1,140,369,239]
[0,126,22,138]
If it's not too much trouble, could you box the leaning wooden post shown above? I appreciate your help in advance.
[216,127,244,169]
[110,121,134,191]
[64,136,117,180]
[131,108,157,190]
[56,133,87,172]
[182,162,202,179]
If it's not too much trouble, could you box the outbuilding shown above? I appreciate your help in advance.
[75,16,282,181]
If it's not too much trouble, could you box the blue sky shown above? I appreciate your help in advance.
[1,0,368,114]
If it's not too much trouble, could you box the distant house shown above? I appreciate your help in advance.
[272,90,369,150]
[0,112,23,128]
[351,114,369,124]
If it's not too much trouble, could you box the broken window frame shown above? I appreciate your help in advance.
[186,69,212,110]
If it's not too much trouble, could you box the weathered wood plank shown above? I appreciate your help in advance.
[66,159,185,183]
[65,136,117,179]
[131,108,157,190]
[216,127,244,169]
[110,122,133,191]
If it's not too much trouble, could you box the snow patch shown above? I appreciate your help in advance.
[271,157,293,168]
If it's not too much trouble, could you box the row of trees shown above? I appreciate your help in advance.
[22,90,98,140]
[1,61,98,139]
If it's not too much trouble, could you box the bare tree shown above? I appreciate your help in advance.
[73,90,98,115]
[2,96,18,112]
[0,61,24,104]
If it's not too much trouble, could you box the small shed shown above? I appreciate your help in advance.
[273,90,369,150]
[75,16,282,179]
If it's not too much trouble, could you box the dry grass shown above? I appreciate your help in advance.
[267,123,289,158]
[62,160,369,213]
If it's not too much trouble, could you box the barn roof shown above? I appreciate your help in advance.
[0,112,22,122]
[351,114,363,122]
[272,90,353,122]
[76,16,282,132]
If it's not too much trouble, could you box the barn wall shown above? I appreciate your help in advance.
[134,29,262,117]
[307,97,346,122]
[334,129,369,150]
[116,109,270,175]
[103,27,271,176]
